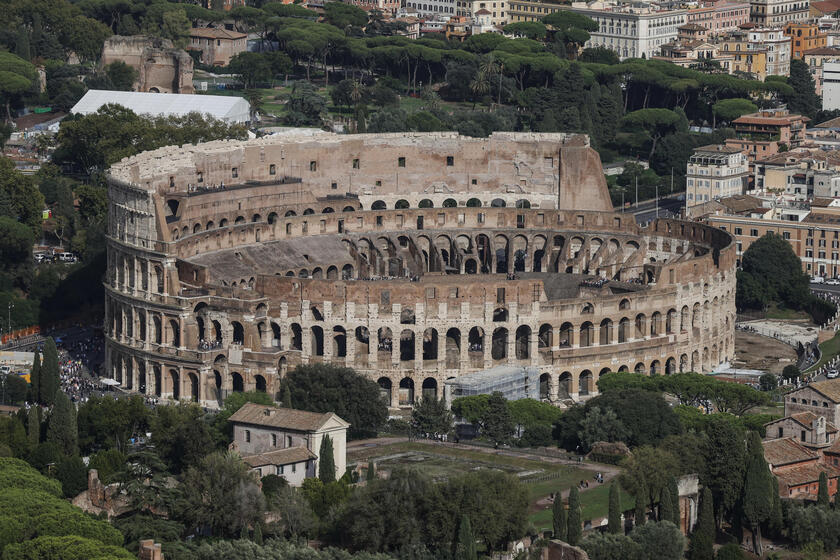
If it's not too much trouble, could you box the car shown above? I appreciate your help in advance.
[828,370,840,379]
[812,276,826,284]
[828,278,840,286]
[58,252,76,263]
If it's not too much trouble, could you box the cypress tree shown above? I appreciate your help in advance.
[26,406,39,447]
[659,484,674,524]
[454,515,477,560]
[608,481,622,534]
[15,28,30,61]
[30,348,41,404]
[40,339,60,407]
[553,493,567,540]
[282,385,292,408]
[635,479,648,527]
[239,525,249,540]
[818,471,830,508]
[318,434,336,482]
[743,432,774,557]
[366,461,375,482]
[253,522,263,545]
[688,487,715,560]
[668,477,681,527]
[47,389,77,456]
[567,485,582,546]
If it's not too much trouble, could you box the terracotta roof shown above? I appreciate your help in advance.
[757,149,840,166]
[789,411,839,433]
[811,0,840,14]
[229,403,348,432]
[803,47,840,56]
[680,23,707,30]
[190,27,247,40]
[718,194,764,213]
[776,463,840,489]
[694,144,743,154]
[763,437,819,467]
[242,446,316,468]
[804,379,840,403]
[733,115,809,126]
[803,211,840,225]
[816,116,840,128]
[475,8,491,14]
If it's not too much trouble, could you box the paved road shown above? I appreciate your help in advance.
[618,195,685,225]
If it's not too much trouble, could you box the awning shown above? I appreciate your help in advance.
[100,378,120,386]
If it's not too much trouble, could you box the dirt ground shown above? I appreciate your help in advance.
[732,331,798,374]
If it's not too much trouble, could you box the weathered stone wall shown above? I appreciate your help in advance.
[103,133,736,409]
[101,35,194,94]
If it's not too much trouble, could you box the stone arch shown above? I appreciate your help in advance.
[290,323,302,351]
[398,377,415,405]
[419,199,434,208]
[490,198,506,207]
[492,327,508,360]
[333,326,347,358]
[680,354,688,373]
[618,317,630,343]
[187,372,199,402]
[468,327,484,367]
[169,369,180,400]
[378,327,393,366]
[395,199,410,209]
[650,311,662,336]
[232,372,244,392]
[691,350,700,372]
[559,371,572,398]
[539,373,550,400]
[515,325,530,360]
[255,374,267,393]
[635,314,647,339]
[443,198,457,208]
[445,328,460,369]
[231,321,244,345]
[422,377,438,399]
[400,329,415,362]
[599,318,613,345]
[666,357,677,375]
[326,266,338,280]
[378,377,392,404]
[579,370,593,396]
[466,198,481,207]
[559,322,573,347]
[666,308,677,333]
[267,212,278,224]
[493,307,509,322]
[650,360,661,376]
[423,328,438,361]
[311,325,325,356]
[579,321,594,347]
[634,362,645,374]
[515,199,531,208]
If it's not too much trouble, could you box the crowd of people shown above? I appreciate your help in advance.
[198,339,223,351]
[580,277,609,288]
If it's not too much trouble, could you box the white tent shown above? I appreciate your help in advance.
[71,89,251,124]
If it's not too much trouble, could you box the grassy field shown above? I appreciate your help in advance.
[765,305,812,321]
[348,441,626,525]
[805,331,840,373]
[528,483,636,531]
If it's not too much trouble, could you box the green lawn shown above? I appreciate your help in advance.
[805,332,840,373]
[765,305,811,321]
[528,483,636,530]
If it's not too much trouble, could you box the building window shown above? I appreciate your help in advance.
[292,463,297,473]
[269,164,276,175]
[398,157,406,167]
[276,465,284,475]
[245,430,251,443]
[801,430,806,441]
[286,435,292,447]
[232,167,238,178]
[310,161,317,172]
[750,229,758,236]
[446,156,454,166]
[778,427,783,437]
[735,227,743,235]
[352,158,360,169]
[272,434,277,447]
[783,231,790,239]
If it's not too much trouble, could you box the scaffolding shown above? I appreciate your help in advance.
[444,365,540,403]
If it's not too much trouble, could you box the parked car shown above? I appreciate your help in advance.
[828,278,840,286]
[58,252,76,263]
[812,276,826,284]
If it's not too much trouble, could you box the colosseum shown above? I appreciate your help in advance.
[104,131,736,408]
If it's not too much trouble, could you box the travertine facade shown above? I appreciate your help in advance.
[104,132,736,408]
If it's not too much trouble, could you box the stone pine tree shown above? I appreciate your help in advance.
[318,435,336,482]
[659,484,674,524]
[29,348,41,404]
[668,477,681,527]
[47,389,77,455]
[567,486,582,546]
[608,481,622,534]
[818,471,830,508]
[634,478,648,526]
[454,515,477,560]
[553,493,568,540]
[366,461,375,482]
[743,432,774,557]
[26,406,39,447]
[40,338,60,407]
[688,487,715,560]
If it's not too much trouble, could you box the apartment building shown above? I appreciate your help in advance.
[686,145,749,207]
[188,27,247,67]
[347,0,401,14]
[803,46,840,94]
[725,109,808,160]
[705,200,840,277]
[506,0,565,22]
[784,22,827,58]
[749,0,810,27]
[823,62,840,110]
[657,38,736,71]
[569,5,687,60]
[686,1,750,34]
[753,150,840,198]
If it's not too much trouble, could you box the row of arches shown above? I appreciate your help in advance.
[111,251,164,295]
[368,198,532,211]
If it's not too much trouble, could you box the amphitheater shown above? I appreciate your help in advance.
[104,131,736,408]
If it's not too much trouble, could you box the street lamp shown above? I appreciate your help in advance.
[7,303,12,336]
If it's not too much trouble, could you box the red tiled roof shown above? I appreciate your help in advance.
[242,446,316,468]
[763,437,819,467]
[777,463,840,489]
[229,403,348,432]
[190,27,247,40]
